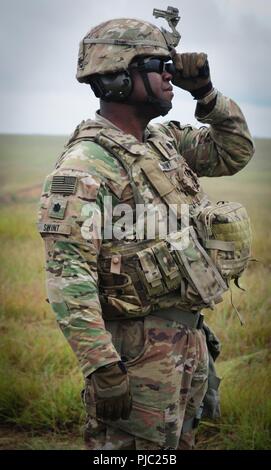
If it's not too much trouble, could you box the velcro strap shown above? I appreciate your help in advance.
[83,38,167,49]
[204,239,235,251]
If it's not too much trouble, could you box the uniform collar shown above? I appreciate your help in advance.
[95,111,123,132]
[95,110,150,142]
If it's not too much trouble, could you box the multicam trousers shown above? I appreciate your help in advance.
[83,315,209,450]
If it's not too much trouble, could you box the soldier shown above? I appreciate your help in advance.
[38,14,254,450]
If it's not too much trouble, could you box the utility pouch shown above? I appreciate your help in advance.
[137,248,166,297]
[98,271,149,319]
[152,241,182,291]
[195,201,252,282]
[167,227,228,306]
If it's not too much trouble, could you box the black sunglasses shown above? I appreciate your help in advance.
[130,57,176,76]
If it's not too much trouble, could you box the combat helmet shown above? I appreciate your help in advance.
[76,18,170,81]
[76,17,175,114]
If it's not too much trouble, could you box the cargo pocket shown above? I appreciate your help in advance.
[108,398,182,448]
[105,317,147,363]
[168,227,228,307]
[109,402,166,446]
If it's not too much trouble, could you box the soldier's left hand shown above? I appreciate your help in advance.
[91,361,132,421]
[171,51,211,95]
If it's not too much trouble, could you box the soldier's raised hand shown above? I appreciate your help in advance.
[171,51,213,98]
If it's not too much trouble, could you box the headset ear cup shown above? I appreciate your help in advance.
[90,72,133,101]
[121,75,133,100]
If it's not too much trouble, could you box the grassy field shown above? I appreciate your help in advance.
[0,134,270,450]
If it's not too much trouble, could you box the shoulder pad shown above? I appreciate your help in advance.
[148,120,190,135]
[147,122,180,145]
[147,122,170,136]
[65,119,103,147]
[56,140,129,199]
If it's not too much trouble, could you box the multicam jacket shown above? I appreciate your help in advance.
[38,91,254,377]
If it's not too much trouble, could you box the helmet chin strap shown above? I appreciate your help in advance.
[138,69,172,117]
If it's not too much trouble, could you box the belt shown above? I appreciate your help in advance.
[151,308,204,329]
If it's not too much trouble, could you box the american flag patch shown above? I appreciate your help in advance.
[51,176,78,195]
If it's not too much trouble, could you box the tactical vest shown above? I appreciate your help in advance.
[40,119,252,320]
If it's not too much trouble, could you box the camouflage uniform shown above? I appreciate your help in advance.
[38,18,254,450]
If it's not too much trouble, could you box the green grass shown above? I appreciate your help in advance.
[0,134,66,195]
[197,349,271,450]
[0,134,270,449]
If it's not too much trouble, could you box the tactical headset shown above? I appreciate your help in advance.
[88,57,175,115]
[89,71,133,102]
[89,57,174,100]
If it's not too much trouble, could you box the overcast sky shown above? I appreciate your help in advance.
[1,0,270,137]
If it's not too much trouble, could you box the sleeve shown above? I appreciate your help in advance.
[38,148,121,378]
[164,90,255,177]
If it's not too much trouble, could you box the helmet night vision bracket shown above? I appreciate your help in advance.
[152,6,181,49]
